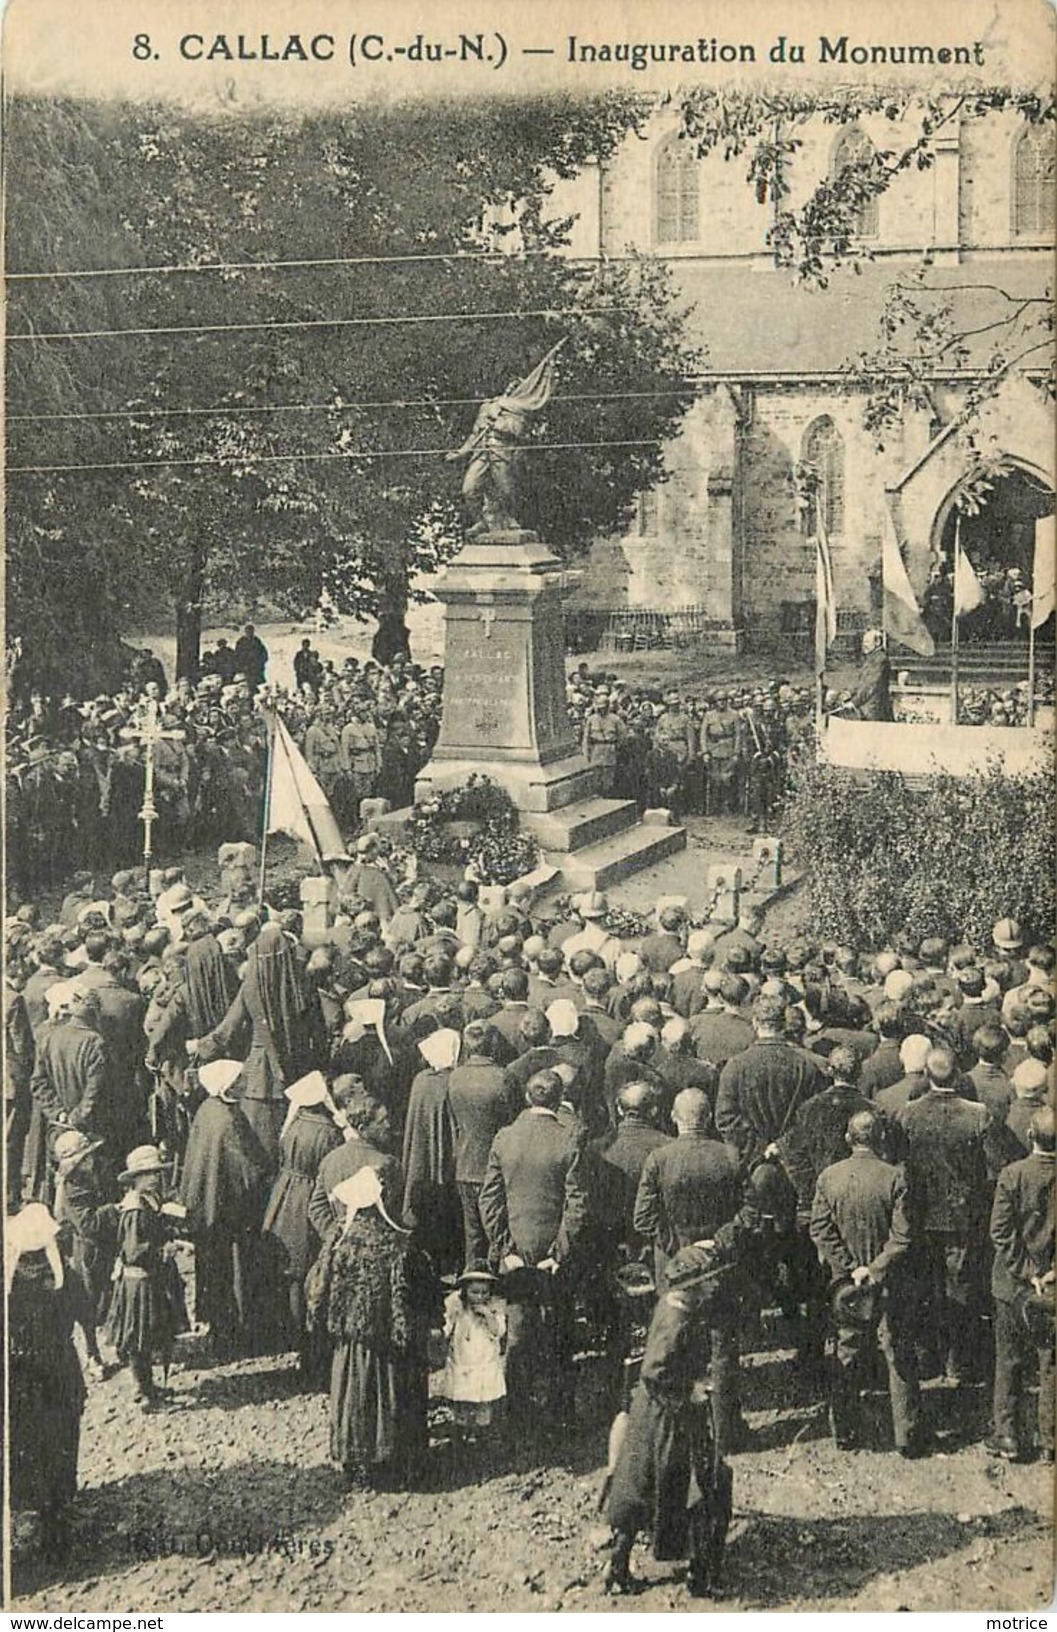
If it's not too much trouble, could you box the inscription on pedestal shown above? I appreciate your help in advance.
[441,621,529,752]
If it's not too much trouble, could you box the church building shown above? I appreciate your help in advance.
[548,105,1054,658]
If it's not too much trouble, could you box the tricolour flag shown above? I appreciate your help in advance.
[815,493,837,673]
[953,519,985,617]
[266,715,349,865]
[882,504,935,657]
[1032,514,1055,630]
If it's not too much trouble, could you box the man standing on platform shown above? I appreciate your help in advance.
[846,630,894,722]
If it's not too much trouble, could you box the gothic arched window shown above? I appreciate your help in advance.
[832,126,880,239]
[655,137,700,245]
[803,416,845,537]
[1013,125,1055,237]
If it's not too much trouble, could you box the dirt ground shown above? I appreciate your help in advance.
[12,1322,1054,1614]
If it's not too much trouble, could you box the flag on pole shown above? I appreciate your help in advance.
[881,504,935,656]
[266,715,350,865]
[496,339,566,415]
[1031,514,1055,629]
[953,524,985,617]
[815,493,837,672]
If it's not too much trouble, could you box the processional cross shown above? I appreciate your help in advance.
[119,699,186,886]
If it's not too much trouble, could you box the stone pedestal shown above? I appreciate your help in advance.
[415,529,603,815]
[750,837,782,892]
[406,526,686,888]
[706,863,741,923]
[300,875,334,945]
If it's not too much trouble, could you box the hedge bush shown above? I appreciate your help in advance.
[783,758,1055,950]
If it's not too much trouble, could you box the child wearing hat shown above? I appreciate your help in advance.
[436,1263,507,1443]
[107,1144,187,1410]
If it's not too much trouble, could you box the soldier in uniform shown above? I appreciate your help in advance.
[699,691,746,818]
[742,697,784,833]
[652,691,698,816]
[581,690,626,796]
[340,699,382,827]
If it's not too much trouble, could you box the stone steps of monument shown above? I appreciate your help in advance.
[551,820,687,892]
[519,796,638,854]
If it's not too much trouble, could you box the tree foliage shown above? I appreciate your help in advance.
[5,92,698,684]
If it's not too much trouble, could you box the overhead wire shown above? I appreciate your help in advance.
[6,305,626,345]
[7,386,694,426]
[7,437,663,477]
[5,246,562,282]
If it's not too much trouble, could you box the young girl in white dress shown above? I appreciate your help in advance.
[438,1263,507,1439]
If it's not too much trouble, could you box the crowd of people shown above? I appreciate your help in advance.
[5,835,1054,1594]
[6,636,821,904]
[4,638,445,898]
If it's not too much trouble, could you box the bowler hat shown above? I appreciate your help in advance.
[832,1278,878,1326]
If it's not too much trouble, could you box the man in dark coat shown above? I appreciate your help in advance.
[638,906,687,976]
[504,1010,561,1095]
[633,1088,747,1454]
[5,980,35,1208]
[776,1048,876,1213]
[846,631,893,722]
[446,1021,520,1263]
[73,957,149,1162]
[715,994,827,1169]
[689,974,753,1069]
[479,1070,587,1423]
[233,623,269,691]
[486,968,533,1061]
[988,1106,1055,1461]
[30,989,112,1152]
[968,1026,1015,1127]
[946,967,1003,1068]
[595,1082,672,1251]
[810,1109,922,1454]
[715,993,828,1384]
[897,1045,990,1384]
[858,1004,907,1098]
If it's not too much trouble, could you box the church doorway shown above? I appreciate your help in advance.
[924,463,1054,647]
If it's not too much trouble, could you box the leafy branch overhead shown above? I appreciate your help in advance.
[5,93,697,683]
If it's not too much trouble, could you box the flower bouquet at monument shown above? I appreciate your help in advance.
[406,774,541,884]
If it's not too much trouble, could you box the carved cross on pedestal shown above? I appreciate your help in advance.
[119,698,186,886]
[479,605,497,640]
